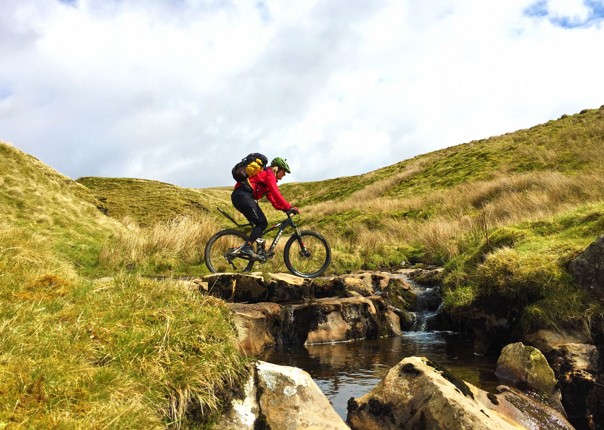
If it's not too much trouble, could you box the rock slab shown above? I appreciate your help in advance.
[347,356,575,430]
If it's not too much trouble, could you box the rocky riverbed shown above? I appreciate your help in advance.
[192,262,604,429]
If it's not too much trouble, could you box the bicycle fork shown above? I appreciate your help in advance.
[294,228,312,258]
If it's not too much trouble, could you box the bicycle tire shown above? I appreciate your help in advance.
[284,230,331,278]
[204,229,254,274]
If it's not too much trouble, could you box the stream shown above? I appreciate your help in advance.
[260,331,499,420]
[259,275,500,420]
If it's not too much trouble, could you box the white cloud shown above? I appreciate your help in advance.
[1,0,604,189]
[547,0,592,23]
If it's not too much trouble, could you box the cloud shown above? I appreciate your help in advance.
[1,0,604,188]
[525,0,604,28]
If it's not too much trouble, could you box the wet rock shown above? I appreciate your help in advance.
[525,329,592,353]
[568,235,604,299]
[338,276,374,296]
[495,342,563,413]
[218,361,348,430]
[227,296,402,354]
[496,342,558,395]
[405,267,444,287]
[525,329,603,429]
[347,356,574,430]
[204,272,315,303]
[283,296,400,345]
[229,302,282,355]
[255,361,349,429]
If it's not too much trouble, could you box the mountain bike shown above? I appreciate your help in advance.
[204,208,331,278]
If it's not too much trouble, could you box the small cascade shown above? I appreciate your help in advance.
[396,274,443,331]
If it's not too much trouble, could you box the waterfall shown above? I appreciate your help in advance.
[404,277,443,331]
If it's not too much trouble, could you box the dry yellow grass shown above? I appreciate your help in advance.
[99,215,221,272]
[300,170,604,267]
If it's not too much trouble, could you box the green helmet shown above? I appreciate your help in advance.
[271,157,291,173]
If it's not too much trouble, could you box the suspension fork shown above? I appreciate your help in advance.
[293,226,311,257]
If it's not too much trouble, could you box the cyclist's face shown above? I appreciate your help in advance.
[276,168,286,181]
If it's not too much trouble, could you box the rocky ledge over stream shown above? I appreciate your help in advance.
[192,268,603,429]
[197,270,435,354]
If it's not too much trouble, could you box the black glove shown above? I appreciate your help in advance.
[286,207,299,215]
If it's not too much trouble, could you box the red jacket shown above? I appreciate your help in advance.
[234,169,292,211]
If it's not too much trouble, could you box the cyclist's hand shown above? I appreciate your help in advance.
[286,207,299,215]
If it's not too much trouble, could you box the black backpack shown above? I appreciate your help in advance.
[232,153,269,183]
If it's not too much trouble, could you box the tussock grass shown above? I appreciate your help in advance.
[0,223,247,428]
[100,215,220,274]
[442,201,604,334]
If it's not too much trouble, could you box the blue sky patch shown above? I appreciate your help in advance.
[525,0,604,28]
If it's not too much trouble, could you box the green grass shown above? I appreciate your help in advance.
[442,202,604,334]
[0,143,249,428]
[0,222,247,428]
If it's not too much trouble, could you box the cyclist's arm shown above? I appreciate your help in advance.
[264,174,291,211]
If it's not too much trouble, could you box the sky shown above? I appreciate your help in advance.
[1,0,604,188]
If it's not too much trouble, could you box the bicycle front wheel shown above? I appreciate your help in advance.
[284,230,331,278]
[204,229,254,274]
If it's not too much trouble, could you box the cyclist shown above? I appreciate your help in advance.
[231,157,299,259]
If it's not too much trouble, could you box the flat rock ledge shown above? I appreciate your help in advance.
[199,272,417,355]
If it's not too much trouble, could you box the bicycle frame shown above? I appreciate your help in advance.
[217,208,302,259]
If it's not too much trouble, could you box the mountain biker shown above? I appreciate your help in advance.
[231,157,299,259]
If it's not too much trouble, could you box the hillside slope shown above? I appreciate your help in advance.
[281,106,604,207]
[77,176,232,226]
[0,141,125,274]
[0,142,246,427]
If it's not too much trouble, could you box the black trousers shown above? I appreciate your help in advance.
[231,186,268,243]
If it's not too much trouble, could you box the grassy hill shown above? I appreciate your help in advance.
[0,143,124,275]
[2,105,604,427]
[77,176,231,226]
[0,142,246,428]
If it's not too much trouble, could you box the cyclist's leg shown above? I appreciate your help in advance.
[231,188,267,247]
[248,205,267,242]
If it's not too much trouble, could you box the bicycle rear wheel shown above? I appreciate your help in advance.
[284,230,331,278]
[204,229,254,273]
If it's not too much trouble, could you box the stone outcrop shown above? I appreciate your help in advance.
[203,271,419,304]
[526,329,603,429]
[346,356,575,430]
[229,295,404,355]
[568,235,604,299]
[202,271,419,355]
[217,361,348,430]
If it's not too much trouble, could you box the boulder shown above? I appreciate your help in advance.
[568,235,604,299]
[495,342,559,398]
[282,296,400,345]
[347,356,574,430]
[217,372,259,430]
[218,361,348,430]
